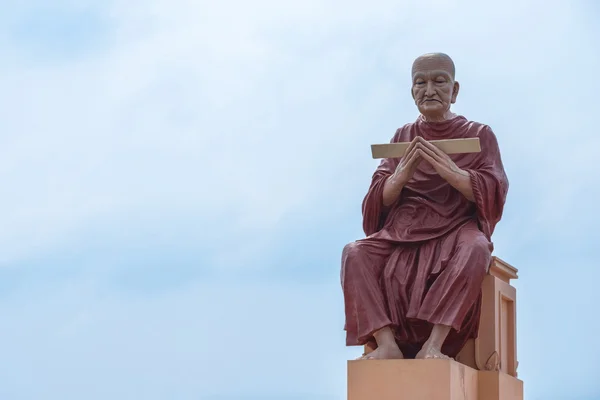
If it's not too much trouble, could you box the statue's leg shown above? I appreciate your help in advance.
[341,238,403,360]
[416,222,491,359]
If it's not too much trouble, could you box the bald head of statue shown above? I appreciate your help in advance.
[411,53,460,122]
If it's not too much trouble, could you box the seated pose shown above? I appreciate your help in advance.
[341,53,509,360]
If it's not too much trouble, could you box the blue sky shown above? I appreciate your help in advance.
[1,0,599,399]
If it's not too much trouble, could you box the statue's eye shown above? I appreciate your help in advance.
[436,79,446,83]
[415,81,425,85]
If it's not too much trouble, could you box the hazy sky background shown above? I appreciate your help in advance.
[1,1,599,399]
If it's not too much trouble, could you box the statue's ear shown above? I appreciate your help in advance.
[451,81,460,104]
[411,86,416,101]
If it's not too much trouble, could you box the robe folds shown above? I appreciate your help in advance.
[341,115,509,358]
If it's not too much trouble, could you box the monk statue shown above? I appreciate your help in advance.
[341,53,509,360]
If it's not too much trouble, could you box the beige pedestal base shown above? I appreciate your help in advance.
[348,359,523,400]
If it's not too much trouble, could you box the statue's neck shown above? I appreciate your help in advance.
[420,111,457,123]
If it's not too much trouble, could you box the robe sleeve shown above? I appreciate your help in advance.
[361,130,401,236]
[465,126,509,239]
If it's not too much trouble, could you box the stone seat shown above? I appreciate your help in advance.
[363,256,519,377]
[456,256,518,377]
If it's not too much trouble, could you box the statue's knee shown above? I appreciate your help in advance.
[460,229,492,260]
[472,236,492,261]
[460,238,491,278]
[341,242,364,276]
[342,241,360,258]
[453,234,490,275]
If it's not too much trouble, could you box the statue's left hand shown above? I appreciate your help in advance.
[414,137,469,182]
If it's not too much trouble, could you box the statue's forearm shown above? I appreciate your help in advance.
[382,173,406,207]
[447,169,475,202]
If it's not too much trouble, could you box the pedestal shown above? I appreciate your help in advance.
[348,359,523,400]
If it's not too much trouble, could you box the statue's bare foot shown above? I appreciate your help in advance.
[415,345,452,360]
[358,344,404,360]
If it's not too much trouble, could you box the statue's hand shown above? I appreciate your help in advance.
[391,136,423,186]
[414,137,469,182]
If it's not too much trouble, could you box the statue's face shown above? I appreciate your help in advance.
[411,57,459,119]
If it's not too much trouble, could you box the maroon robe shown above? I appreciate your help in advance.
[341,115,508,358]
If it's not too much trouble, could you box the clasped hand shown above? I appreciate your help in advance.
[392,136,468,185]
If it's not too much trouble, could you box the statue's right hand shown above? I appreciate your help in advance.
[391,136,422,186]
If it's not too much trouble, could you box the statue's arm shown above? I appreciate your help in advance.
[462,127,509,238]
[445,170,475,202]
[382,135,421,206]
[382,171,406,206]
[362,158,396,236]
[362,130,406,235]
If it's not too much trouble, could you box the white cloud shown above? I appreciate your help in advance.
[0,277,352,399]
[1,0,597,266]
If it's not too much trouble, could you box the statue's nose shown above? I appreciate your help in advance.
[425,81,435,96]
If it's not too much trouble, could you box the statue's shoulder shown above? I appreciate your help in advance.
[391,121,417,142]
[399,121,418,130]
[462,119,497,138]
[462,119,503,153]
